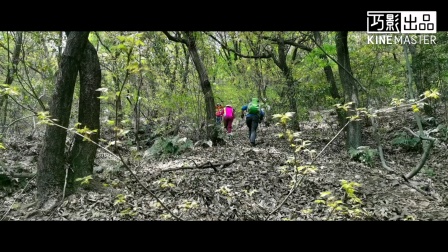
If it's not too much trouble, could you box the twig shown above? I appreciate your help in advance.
[315,120,350,159]
[310,34,368,93]
[6,115,35,128]
[1,174,36,221]
[402,127,436,141]
[371,116,394,172]
[0,172,35,178]
[374,167,435,199]
[265,173,306,220]
[402,180,434,198]
[265,119,352,220]
[41,119,183,221]
[325,206,337,221]
[402,127,436,180]
[162,159,235,172]
[62,164,70,201]
[114,144,183,221]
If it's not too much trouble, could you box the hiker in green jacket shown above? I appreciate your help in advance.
[241,98,265,147]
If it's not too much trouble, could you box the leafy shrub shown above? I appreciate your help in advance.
[349,146,378,167]
[391,131,421,151]
[144,135,193,158]
[436,124,448,141]
[421,167,436,177]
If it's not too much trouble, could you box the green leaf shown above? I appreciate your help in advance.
[320,191,332,197]
[96,87,108,92]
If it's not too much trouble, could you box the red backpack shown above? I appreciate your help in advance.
[215,105,224,116]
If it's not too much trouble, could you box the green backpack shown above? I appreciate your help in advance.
[248,98,260,115]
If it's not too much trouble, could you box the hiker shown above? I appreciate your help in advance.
[215,103,224,124]
[241,98,265,147]
[223,104,236,134]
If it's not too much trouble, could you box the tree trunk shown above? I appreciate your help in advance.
[67,40,101,194]
[313,32,341,100]
[273,38,300,131]
[0,32,23,126]
[36,31,90,207]
[313,31,345,127]
[408,44,433,115]
[183,32,218,144]
[335,31,361,150]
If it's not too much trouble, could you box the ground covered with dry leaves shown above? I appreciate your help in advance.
[1,109,448,221]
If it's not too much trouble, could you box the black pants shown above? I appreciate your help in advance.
[246,115,259,145]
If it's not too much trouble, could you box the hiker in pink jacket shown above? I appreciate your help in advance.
[223,104,236,134]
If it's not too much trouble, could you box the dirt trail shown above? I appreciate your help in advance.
[1,111,448,221]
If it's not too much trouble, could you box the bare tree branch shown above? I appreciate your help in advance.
[207,32,272,59]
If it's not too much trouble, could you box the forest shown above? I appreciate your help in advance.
[0,31,447,221]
